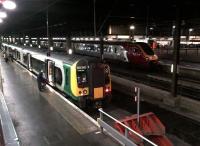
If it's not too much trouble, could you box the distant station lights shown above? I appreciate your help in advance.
[72,37,100,41]
[189,28,193,32]
[129,25,135,30]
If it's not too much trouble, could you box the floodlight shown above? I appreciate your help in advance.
[3,0,16,10]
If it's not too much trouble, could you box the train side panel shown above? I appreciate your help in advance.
[63,64,77,100]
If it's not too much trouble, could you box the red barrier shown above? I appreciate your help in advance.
[114,112,173,146]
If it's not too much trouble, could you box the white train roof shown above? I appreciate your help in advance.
[3,43,100,65]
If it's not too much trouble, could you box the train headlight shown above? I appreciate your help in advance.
[83,89,87,94]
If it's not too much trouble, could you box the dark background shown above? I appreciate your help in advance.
[1,0,200,37]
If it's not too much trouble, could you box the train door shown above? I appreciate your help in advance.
[89,63,104,100]
[27,53,32,70]
[45,59,55,86]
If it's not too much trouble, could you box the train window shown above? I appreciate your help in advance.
[77,72,87,83]
[16,51,20,60]
[90,45,95,51]
[77,68,87,87]
[115,46,123,54]
[31,57,45,73]
[136,42,154,55]
[23,54,28,65]
[55,67,62,85]
[131,47,140,53]
[93,44,98,52]
[104,47,108,52]
[110,47,114,53]
[60,43,63,47]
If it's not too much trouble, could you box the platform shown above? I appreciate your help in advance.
[0,56,120,146]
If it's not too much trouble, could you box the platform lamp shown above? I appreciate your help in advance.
[149,27,154,38]
[188,28,193,42]
[0,0,16,10]
[129,25,135,41]
[0,9,7,24]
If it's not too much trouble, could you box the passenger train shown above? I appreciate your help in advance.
[2,43,112,108]
[72,40,159,68]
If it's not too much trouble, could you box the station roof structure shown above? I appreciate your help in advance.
[1,0,200,36]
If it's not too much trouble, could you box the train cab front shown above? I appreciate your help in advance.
[88,63,112,108]
[146,54,159,66]
[75,60,90,108]
[136,42,159,69]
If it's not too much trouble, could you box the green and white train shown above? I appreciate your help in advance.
[2,43,112,108]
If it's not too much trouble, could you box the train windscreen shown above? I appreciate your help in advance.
[76,65,88,87]
[137,42,154,55]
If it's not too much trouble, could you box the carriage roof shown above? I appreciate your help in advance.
[3,43,101,65]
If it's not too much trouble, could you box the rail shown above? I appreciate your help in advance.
[97,108,157,146]
[155,47,200,56]
[0,91,20,146]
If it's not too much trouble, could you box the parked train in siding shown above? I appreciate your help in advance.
[2,43,112,108]
[72,40,158,68]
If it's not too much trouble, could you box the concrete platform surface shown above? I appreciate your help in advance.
[0,56,120,146]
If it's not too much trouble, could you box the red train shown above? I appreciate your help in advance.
[72,39,158,68]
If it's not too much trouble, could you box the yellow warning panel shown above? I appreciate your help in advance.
[94,87,103,99]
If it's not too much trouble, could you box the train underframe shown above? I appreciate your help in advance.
[78,94,112,109]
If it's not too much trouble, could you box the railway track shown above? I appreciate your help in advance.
[85,89,200,146]
[110,91,200,146]
[110,63,200,100]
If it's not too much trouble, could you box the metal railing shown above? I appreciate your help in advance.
[0,91,20,146]
[98,108,157,146]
